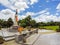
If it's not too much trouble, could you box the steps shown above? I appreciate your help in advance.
[24,34,40,45]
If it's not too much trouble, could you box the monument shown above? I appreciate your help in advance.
[9,9,19,32]
[12,9,19,30]
[14,9,18,26]
[9,9,24,32]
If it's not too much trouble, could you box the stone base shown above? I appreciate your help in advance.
[9,26,19,32]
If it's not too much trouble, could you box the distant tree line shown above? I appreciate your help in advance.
[0,15,60,28]
[38,21,60,26]
[0,18,13,28]
[18,15,60,28]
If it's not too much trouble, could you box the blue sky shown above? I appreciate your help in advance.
[24,0,59,14]
[0,0,60,22]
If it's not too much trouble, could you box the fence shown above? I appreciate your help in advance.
[15,29,38,44]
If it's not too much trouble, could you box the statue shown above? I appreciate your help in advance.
[9,9,19,32]
[14,9,18,26]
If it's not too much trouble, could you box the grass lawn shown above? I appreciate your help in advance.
[39,26,59,31]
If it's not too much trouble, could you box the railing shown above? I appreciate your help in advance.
[15,29,38,44]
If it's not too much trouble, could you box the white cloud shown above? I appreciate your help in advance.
[0,8,59,23]
[14,2,29,11]
[1,9,14,15]
[0,0,38,12]
[0,0,60,23]
[31,9,60,22]
[36,9,49,15]
[18,15,26,20]
[0,0,28,12]
[21,9,48,19]
[14,9,60,22]
[0,9,15,21]
[18,12,35,20]
[30,0,38,5]
[0,9,28,21]
[55,13,59,16]
[46,0,50,2]
[0,9,60,22]
[34,14,60,22]
[56,3,60,10]
[0,0,38,21]
[26,12,35,16]
[56,3,60,13]
[25,8,49,17]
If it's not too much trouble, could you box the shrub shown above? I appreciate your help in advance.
[56,25,60,32]
[0,36,5,44]
[56,28,60,32]
[0,27,1,30]
[0,25,2,30]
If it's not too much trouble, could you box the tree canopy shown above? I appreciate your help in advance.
[0,18,13,28]
[18,15,60,28]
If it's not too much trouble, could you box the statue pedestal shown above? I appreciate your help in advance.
[9,26,19,32]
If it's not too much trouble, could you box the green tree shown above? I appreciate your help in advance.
[20,19,27,27]
[25,15,31,26]
[7,18,13,27]
[0,19,4,27]
[2,21,8,28]
[18,15,32,27]
[30,20,36,27]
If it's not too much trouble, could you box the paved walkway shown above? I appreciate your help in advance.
[38,29,55,34]
[25,33,40,45]
[33,33,60,45]
[21,30,56,45]
[2,30,57,45]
